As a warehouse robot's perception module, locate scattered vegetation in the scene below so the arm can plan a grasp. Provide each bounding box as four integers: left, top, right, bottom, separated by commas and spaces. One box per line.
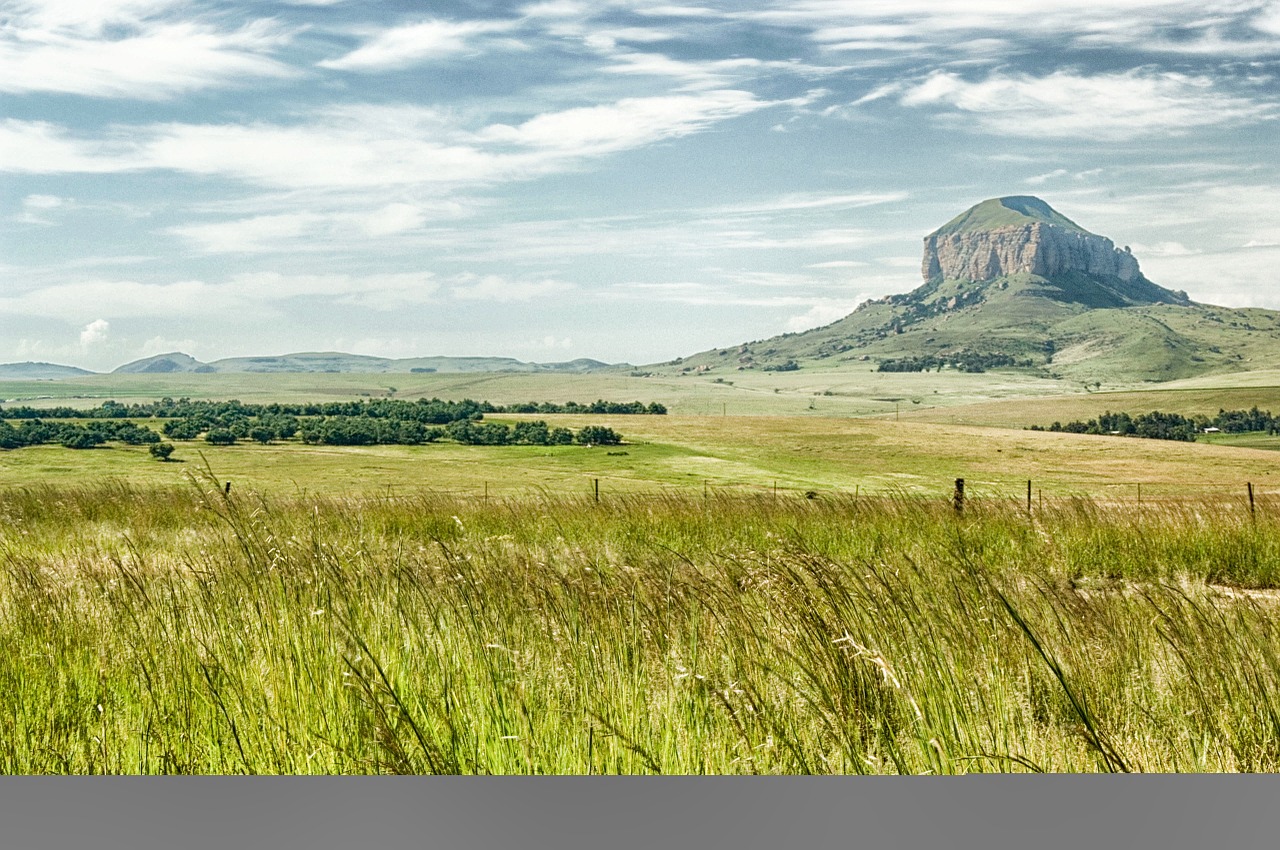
878, 352, 1024, 373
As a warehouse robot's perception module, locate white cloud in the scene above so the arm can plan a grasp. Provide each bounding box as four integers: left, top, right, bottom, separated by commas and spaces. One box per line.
23, 194, 64, 210
318, 19, 521, 71
706, 191, 908, 216
1143, 245, 1280, 307
450, 275, 575, 302
1025, 169, 1069, 185
0, 91, 775, 190
744, 1, 1280, 59
15, 193, 67, 224
0, 272, 441, 321
1129, 241, 1201, 256
893, 69, 1275, 140
140, 335, 198, 356
79, 318, 110, 346
169, 202, 462, 253
0, 4, 295, 98
169, 213, 327, 253
479, 90, 767, 156
1258, 3, 1280, 34
784, 299, 864, 332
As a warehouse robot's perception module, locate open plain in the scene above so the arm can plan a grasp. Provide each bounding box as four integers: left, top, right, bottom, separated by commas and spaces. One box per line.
6, 367, 1280, 773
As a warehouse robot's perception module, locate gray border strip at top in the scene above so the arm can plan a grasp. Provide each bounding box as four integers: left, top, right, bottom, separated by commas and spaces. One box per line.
2, 776, 1278, 850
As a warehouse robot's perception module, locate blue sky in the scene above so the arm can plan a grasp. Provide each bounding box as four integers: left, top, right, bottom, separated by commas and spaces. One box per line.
2, 0, 1278, 370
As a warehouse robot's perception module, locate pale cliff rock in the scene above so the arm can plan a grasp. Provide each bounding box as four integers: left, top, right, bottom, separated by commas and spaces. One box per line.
922, 222, 1141, 283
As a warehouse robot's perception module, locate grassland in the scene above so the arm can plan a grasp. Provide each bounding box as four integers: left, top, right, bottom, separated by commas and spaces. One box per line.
5, 480, 1280, 774
8, 369, 1280, 773
3, 413, 1280, 500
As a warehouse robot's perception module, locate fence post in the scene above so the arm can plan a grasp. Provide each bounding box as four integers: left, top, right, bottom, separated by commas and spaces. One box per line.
594, 478, 599, 502
1249, 482, 1256, 521
953, 478, 965, 514
1027, 479, 1032, 514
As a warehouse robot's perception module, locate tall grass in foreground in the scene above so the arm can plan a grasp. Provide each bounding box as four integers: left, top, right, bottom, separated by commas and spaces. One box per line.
3, 479, 1280, 773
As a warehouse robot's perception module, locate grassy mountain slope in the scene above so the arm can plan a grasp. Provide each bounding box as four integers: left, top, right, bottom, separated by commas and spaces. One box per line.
668, 277, 1280, 384
930, 195, 1091, 236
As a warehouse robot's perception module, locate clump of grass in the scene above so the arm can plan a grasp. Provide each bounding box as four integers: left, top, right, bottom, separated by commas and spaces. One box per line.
2, 476, 1280, 773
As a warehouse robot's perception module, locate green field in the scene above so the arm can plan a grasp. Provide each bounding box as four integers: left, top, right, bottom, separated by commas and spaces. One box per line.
4, 412, 1280, 500
8, 368, 1280, 773
4, 481, 1280, 773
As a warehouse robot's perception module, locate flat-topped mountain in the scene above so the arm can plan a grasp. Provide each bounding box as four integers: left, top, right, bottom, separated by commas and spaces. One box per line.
922, 196, 1167, 293
668, 196, 1280, 383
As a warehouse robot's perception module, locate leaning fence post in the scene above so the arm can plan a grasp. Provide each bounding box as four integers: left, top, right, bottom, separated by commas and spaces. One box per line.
953, 478, 965, 514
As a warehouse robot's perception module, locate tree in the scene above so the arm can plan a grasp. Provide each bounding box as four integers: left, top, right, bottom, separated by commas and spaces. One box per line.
205, 429, 236, 446
62, 430, 105, 449
249, 426, 274, 445
149, 442, 175, 461
576, 425, 622, 446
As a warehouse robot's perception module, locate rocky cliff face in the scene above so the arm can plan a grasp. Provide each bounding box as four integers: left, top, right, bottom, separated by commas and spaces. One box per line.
922, 222, 1142, 283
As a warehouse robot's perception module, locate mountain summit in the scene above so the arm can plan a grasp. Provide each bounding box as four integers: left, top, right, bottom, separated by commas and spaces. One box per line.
921, 196, 1175, 300
668, 196, 1280, 382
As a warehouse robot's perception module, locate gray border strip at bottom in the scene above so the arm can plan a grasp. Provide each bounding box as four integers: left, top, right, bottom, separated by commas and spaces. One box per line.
1, 776, 1276, 850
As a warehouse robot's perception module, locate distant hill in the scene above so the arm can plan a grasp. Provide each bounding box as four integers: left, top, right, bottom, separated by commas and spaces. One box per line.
113, 352, 213, 374
668, 196, 1280, 383
112, 351, 621, 375
0, 361, 96, 380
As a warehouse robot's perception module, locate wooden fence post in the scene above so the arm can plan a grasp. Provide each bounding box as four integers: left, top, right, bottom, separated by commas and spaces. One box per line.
1249, 482, 1256, 521
953, 478, 965, 514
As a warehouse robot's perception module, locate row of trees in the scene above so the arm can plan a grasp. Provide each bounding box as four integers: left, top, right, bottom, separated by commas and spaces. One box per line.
877, 353, 1023, 373
293, 419, 621, 447
0, 397, 665, 421
0, 415, 622, 450
0, 419, 162, 450
1030, 407, 1280, 442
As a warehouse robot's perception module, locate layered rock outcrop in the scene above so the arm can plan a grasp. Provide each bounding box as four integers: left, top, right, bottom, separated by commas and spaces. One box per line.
922, 222, 1141, 283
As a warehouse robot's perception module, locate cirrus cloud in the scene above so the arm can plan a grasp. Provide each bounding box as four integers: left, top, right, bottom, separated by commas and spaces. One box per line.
878, 68, 1275, 140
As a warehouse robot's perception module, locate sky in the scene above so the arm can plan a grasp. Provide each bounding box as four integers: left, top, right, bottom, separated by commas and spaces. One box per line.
2, 0, 1278, 371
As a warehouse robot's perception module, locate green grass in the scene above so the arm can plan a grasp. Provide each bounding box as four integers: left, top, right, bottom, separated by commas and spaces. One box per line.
5, 479, 1280, 773
931, 196, 1090, 236
5, 413, 1280, 499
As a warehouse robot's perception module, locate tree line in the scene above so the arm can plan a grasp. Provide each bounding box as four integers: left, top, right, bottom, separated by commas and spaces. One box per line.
0, 404, 625, 451
877, 353, 1024, 373
1029, 407, 1280, 442
0, 397, 665, 421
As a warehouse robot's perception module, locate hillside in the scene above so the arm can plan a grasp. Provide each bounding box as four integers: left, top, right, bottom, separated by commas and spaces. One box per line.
0, 362, 96, 380
666, 196, 1279, 383
112, 351, 620, 375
